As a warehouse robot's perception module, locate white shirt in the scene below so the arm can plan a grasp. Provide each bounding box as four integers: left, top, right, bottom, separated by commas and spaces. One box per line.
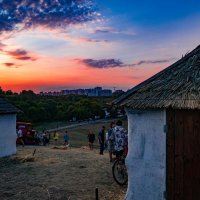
17, 129, 23, 137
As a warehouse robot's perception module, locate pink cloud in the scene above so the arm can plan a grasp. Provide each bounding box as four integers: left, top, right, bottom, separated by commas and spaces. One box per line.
5, 49, 37, 61
61, 34, 109, 44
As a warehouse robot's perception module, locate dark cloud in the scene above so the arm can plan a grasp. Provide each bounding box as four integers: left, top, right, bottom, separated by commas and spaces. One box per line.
0, 0, 99, 32
8, 49, 28, 56
4, 62, 20, 68
79, 58, 174, 69
132, 59, 172, 66
6, 49, 37, 61
95, 29, 111, 34
4, 63, 15, 67
81, 59, 124, 68
86, 38, 109, 43
94, 28, 136, 36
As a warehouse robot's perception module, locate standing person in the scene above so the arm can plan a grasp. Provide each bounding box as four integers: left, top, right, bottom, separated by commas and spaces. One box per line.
42, 131, 47, 146
107, 122, 115, 162
46, 131, 50, 145
63, 130, 69, 147
53, 131, 59, 145
34, 131, 41, 145
105, 131, 108, 150
113, 120, 125, 159
17, 128, 24, 147
87, 130, 95, 150
34, 131, 39, 145
39, 131, 43, 145
98, 126, 105, 155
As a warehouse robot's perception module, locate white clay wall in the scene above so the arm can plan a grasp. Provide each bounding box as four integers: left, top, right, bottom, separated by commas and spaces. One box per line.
0, 114, 17, 157
125, 109, 166, 200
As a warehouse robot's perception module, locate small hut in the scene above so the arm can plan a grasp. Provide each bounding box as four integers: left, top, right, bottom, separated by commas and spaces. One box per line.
114, 45, 200, 200
0, 98, 19, 157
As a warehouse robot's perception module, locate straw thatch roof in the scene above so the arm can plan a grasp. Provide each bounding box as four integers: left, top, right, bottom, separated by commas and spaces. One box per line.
0, 98, 20, 114
114, 45, 200, 110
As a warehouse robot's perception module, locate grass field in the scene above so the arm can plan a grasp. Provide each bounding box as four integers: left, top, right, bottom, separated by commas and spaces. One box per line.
0, 118, 127, 200
0, 119, 128, 200
0, 147, 127, 200
33, 121, 72, 131
47, 118, 128, 148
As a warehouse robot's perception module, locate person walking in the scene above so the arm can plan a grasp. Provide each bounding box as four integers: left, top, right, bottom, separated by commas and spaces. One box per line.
17, 128, 25, 147
63, 130, 69, 147
42, 131, 47, 146
87, 130, 95, 150
53, 131, 59, 145
46, 131, 51, 145
98, 126, 105, 155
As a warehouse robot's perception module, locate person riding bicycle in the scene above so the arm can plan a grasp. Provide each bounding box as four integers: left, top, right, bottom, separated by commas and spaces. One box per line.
113, 120, 126, 159
112, 120, 128, 185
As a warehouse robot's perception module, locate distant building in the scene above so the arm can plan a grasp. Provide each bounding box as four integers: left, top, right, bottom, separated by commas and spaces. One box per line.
87, 88, 97, 96
99, 89, 112, 97
87, 87, 102, 96
61, 90, 69, 95
0, 98, 19, 157
42, 87, 112, 97
76, 89, 85, 95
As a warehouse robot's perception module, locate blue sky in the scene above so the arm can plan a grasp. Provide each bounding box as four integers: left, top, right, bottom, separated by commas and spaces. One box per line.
0, 0, 200, 92
98, 0, 200, 24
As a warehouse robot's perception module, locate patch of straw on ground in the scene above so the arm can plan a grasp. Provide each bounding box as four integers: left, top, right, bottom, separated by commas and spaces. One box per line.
0, 146, 126, 200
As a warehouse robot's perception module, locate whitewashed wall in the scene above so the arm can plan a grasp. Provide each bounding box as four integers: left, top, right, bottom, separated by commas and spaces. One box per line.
0, 114, 17, 157
125, 109, 166, 200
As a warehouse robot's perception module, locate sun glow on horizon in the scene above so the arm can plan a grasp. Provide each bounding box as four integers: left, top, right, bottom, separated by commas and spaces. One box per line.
0, 0, 200, 93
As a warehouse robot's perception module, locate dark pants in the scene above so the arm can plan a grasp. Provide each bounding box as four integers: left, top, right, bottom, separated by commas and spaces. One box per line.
100, 142, 104, 154
116, 150, 124, 159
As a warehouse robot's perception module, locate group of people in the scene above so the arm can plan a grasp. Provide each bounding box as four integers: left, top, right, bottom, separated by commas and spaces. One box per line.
34, 130, 50, 146
98, 120, 128, 162
87, 120, 127, 162
16, 128, 70, 147
52, 130, 70, 147
17, 121, 127, 159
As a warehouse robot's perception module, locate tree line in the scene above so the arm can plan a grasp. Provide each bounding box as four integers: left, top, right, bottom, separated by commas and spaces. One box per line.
0, 87, 122, 123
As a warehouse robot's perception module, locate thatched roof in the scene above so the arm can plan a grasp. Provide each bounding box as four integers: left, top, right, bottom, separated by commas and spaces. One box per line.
0, 98, 20, 114
114, 45, 200, 110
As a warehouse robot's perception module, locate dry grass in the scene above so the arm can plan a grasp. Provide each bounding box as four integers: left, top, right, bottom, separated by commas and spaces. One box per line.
0, 119, 128, 200
0, 146, 127, 200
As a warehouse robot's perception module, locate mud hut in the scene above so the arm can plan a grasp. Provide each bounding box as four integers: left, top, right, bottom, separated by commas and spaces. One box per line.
0, 98, 19, 157
114, 45, 200, 200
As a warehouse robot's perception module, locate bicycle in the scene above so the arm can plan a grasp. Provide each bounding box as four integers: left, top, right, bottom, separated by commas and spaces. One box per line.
112, 148, 128, 185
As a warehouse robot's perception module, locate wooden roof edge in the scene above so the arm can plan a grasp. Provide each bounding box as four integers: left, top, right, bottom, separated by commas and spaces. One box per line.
0, 98, 21, 114
113, 44, 200, 105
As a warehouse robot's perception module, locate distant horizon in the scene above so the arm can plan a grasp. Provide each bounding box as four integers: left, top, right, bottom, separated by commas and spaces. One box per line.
1, 1, 200, 93
1, 85, 128, 94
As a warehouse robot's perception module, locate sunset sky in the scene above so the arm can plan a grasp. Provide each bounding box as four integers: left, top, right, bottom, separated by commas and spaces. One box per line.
0, 0, 200, 93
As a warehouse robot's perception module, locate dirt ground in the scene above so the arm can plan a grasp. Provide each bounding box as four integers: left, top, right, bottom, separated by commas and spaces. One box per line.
0, 146, 127, 200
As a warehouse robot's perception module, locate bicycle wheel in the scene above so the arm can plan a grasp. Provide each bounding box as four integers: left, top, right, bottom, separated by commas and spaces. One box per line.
112, 159, 128, 185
